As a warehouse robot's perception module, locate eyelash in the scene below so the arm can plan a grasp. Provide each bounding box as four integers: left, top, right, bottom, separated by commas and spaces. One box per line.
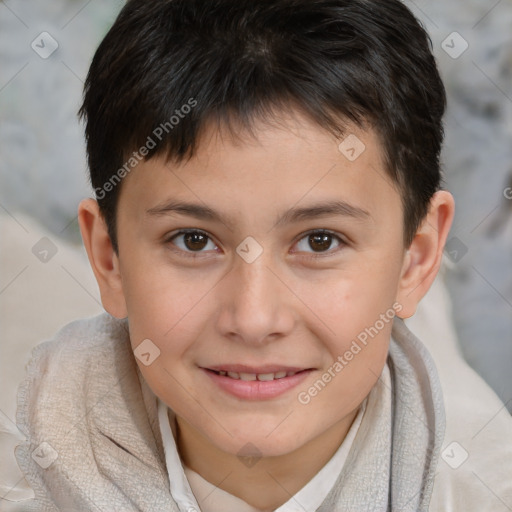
164, 228, 346, 260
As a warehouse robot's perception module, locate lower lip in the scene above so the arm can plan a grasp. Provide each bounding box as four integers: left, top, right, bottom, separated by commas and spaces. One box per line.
201, 368, 313, 400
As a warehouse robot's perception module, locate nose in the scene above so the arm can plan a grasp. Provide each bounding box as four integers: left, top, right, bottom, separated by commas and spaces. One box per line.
215, 249, 296, 346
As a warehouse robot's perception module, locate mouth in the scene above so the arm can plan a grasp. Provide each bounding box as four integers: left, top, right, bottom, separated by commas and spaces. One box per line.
205, 368, 308, 381
200, 365, 314, 400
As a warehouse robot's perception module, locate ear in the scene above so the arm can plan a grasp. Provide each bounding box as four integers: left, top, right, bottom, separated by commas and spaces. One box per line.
396, 190, 455, 318
78, 198, 128, 319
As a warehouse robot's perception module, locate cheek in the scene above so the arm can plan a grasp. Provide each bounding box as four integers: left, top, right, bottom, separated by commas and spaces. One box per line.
290, 259, 399, 390
120, 251, 208, 341
121, 263, 223, 400
124, 276, 206, 409
295, 263, 401, 342
300, 321, 392, 418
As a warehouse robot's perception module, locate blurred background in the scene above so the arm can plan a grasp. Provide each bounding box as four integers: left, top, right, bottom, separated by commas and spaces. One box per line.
0, 0, 511, 507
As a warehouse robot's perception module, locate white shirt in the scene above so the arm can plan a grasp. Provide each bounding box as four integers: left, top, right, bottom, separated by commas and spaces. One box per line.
157, 397, 366, 512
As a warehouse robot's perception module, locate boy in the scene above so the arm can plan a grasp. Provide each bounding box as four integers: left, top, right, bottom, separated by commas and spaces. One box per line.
14, 0, 512, 510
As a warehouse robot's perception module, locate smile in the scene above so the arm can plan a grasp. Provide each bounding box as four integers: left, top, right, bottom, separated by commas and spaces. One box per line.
201, 366, 314, 400
210, 369, 301, 381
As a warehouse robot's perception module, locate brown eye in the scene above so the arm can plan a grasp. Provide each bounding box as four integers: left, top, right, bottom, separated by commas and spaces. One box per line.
183, 231, 209, 251
294, 230, 344, 255
308, 232, 333, 252
168, 230, 217, 253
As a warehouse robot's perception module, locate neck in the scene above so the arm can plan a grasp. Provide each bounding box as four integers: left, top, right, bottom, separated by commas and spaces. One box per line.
175, 409, 359, 511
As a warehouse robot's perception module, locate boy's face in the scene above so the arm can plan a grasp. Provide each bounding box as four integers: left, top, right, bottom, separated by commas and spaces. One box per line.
106, 113, 410, 457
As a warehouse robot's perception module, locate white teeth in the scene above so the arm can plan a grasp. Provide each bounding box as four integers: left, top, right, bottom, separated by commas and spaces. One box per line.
239, 372, 257, 381
257, 373, 275, 381
216, 370, 300, 380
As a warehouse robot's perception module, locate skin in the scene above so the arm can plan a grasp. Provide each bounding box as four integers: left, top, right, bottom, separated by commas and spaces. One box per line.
79, 110, 454, 511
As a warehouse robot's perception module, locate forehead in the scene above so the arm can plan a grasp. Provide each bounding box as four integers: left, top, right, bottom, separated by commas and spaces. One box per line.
118, 110, 400, 227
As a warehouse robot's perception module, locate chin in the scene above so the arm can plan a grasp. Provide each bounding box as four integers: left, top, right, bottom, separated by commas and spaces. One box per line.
215, 426, 310, 459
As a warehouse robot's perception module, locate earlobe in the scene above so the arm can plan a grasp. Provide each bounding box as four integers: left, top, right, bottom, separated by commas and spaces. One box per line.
78, 198, 128, 319
396, 191, 455, 318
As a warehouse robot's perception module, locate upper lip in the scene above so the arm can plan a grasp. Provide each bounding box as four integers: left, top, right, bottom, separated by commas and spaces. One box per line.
202, 364, 312, 374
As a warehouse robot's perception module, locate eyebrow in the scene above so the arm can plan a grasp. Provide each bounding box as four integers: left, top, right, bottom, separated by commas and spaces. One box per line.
146, 199, 371, 230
